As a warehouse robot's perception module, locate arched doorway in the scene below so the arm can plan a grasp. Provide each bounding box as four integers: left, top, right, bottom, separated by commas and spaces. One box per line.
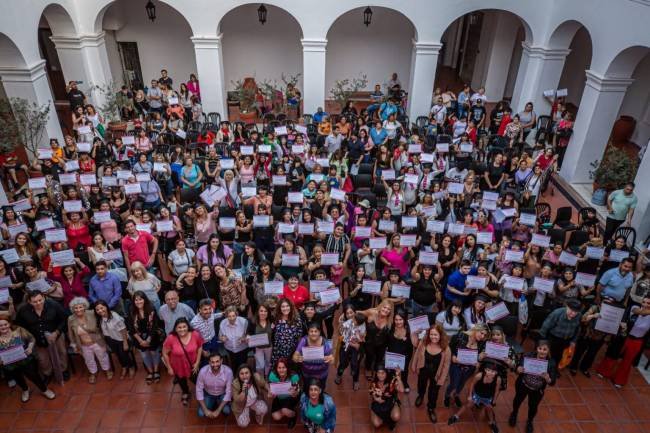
438, 9, 532, 104
551, 21, 593, 117
97, 0, 196, 90
325, 6, 416, 114
219, 3, 303, 120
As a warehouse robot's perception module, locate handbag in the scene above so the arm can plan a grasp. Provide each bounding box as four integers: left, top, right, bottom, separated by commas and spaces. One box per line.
177, 335, 198, 383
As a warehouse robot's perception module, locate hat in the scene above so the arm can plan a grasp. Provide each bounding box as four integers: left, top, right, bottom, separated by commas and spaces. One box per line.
358, 199, 371, 209
566, 298, 582, 312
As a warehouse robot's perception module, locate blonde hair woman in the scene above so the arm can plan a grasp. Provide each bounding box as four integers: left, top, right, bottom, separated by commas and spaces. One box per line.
359, 299, 396, 379
126, 261, 161, 311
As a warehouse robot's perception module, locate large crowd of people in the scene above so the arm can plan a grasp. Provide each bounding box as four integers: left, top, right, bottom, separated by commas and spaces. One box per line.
0, 68, 649, 433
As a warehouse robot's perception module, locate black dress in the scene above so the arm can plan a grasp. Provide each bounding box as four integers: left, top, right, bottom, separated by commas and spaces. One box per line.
386, 331, 413, 387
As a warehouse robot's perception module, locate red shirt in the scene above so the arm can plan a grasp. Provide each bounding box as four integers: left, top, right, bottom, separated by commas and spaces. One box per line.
281, 285, 310, 309
121, 231, 154, 265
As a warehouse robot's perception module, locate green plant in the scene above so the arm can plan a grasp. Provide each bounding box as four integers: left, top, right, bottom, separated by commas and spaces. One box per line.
92, 81, 122, 123
589, 147, 639, 191
260, 73, 302, 113
0, 97, 50, 158
231, 79, 257, 114
329, 74, 368, 108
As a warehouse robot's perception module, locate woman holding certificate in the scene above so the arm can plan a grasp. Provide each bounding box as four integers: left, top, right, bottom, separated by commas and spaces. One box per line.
444, 323, 488, 408
293, 323, 334, 389
269, 358, 301, 427
411, 324, 451, 423
0, 318, 56, 402
447, 361, 501, 433
271, 299, 303, 367
509, 340, 556, 433
368, 365, 405, 430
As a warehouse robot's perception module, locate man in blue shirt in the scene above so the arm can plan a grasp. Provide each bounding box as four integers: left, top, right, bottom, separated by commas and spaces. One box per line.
89, 260, 123, 313
445, 260, 473, 303
379, 98, 398, 122
313, 107, 328, 124
597, 257, 635, 304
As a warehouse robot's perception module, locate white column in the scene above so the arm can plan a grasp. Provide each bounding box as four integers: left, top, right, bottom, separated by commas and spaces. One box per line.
559, 70, 633, 183
407, 41, 442, 121
50, 32, 113, 106
632, 150, 650, 245
0, 60, 64, 152
301, 38, 327, 115
191, 36, 227, 119
510, 43, 570, 113
481, 13, 519, 102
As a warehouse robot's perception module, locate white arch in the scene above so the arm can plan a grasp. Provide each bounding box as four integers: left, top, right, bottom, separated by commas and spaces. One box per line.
325, 5, 418, 41
92, 0, 197, 35
604, 45, 650, 78
0, 32, 28, 68
40, 2, 78, 36
547, 20, 590, 50
217, 2, 304, 38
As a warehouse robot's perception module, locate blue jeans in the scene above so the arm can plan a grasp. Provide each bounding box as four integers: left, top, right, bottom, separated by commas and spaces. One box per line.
197, 392, 231, 417
411, 300, 435, 317
445, 363, 476, 398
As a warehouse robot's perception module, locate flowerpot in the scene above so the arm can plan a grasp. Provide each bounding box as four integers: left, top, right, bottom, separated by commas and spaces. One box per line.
108, 121, 128, 133
591, 187, 608, 206
239, 111, 257, 123
611, 115, 636, 144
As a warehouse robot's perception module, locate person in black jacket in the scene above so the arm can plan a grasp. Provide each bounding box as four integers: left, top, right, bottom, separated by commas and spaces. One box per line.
509, 340, 557, 433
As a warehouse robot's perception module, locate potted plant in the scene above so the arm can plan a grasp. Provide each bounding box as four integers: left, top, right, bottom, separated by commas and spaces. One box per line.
93, 81, 127, 135
329, 74, 368, 113
231, 79, 258, 122
0, 97, 50, 163
588, 147, 638, 205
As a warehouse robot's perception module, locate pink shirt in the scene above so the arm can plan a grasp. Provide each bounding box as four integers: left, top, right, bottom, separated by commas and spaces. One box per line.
195, 212, 217, 243
381, 247, 410, 276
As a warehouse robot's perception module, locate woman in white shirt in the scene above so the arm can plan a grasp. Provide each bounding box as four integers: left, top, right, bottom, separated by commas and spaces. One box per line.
435, 300, 466, 337
219, 306, 249, 372
167, 238, 196, 277
382, 114, 402, 140
126, 261, 162, 311
382, 177, 405, 216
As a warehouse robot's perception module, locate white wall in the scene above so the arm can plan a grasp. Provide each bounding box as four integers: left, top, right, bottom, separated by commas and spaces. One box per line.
325, 8, 414, 94
220, 4, 303, 91
618, 53, 650, 146
557, 27, 591, 106
103, 0, 196, 89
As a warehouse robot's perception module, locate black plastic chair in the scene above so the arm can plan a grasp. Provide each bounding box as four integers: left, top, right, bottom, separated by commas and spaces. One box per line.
353, 174, 373, 190
553, 206, 577, 231
415, 116, 429, 130
276, 113, 287, 122
303, 114, 313, 125
548, 228, 566, 246
566, 229, 590, 252
207, 112, 221, 125
358, 163, 374, 175
614, 226, 637, 249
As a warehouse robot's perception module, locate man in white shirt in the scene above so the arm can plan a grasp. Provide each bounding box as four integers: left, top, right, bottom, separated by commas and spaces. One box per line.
430, 97, 447, 127
325, 125, 343, 154
470, 87, 487, 106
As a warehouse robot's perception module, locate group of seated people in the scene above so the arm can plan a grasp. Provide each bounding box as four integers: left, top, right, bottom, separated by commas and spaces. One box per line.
0, 78, 648, 433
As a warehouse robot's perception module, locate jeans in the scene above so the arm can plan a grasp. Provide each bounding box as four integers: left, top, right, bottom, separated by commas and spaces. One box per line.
198, 392, 232, 417
411, 300, 435, 317
569, 337, 604, 372
445, 363, 475, 398
417, 368, 440, 410
139, 349, 161, 371
337, 345, 361, 382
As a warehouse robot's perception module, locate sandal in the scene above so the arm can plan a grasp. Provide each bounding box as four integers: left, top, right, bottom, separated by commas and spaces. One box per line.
181, 394, 190, 406
106, 370, 114, 380
153, 372, 161, 383
145, 374, 153, 385
120, 368, 128, 380
353, 382, 360, 391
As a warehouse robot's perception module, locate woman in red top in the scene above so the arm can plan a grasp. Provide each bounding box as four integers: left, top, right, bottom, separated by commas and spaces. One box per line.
48, 258, 90, 309
162, 318, 204, 406
534, 148, 557, 172
466, 120, 478, 144
78, 152, 96, 174
64, 211, 91, 250
282, 275, 310, 309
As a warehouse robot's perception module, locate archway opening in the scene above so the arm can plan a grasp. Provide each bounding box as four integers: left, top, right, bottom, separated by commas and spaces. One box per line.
99, 0, 196, 90
219, 4, 303, 121
325, 6, 415, 114
438, 9, 531, 104
553, 23, 593, 117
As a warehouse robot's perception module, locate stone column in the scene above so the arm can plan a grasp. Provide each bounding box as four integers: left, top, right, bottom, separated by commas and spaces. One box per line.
407, 41, 442, 121
191, 35, 227, 118
301, 38, 327, 115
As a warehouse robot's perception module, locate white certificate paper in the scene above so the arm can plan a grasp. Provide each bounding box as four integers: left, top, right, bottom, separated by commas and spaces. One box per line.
533, 277, 555, 294
298, 224, 314, 235
362, 279, 382, 294
531, 234, 551, 248
447, 223, 465, 235
419, 251, 439, 265
466, 275, 487, 289
93, 211, 112, 224
427, 220, 446, 233
391, 284, 411, 298
447, 182, 464, 195
504, 250, 524, 263
63, 200, 82, 212
355, 226, 372, 238
477, 231, 493, 244
45, 229, 67, 243
309, 280, 332, 294
124, 183, 142, 195
219, 217, 236, 229
559, 251, 578, 266
253, 215, 270, 228
51, 249, 75, 266
400, 235, 417, 247
385, 352, 406, 370
485, 302, 510, 321
369, 237, 386, 249
503, 276, 525, 291
408, 315, 430, 333
378, 220, 395, 232
319, 289, 341, 305
401, 216, 418, 228
26, 278, 51, 292
575, 272, 597, 287
457, 348, 478, 365
595, 303, 626, 334
281, 254, 300, 267
317, 221, 334, 234
302, 346, 325, 361
288, 192, 304, 203
28, 177, 47, 190
586, 246, 604, 260
485, 342, 510, 360
247, 333, 269, 347
320, 253, 339, 266
519, 213, 537, 226
0, 345, 27, 365
156, 220, 174, 232
523, 357, 548, 376
270, 381, 292, 396
264, 280, 284, 295
79, 174, 97, 185
278, 223, 295, 234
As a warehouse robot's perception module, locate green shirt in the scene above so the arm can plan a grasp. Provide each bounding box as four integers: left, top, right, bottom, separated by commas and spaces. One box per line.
305, 402, 325, 425
268, 372, 300, 399
609, 189, 637, 221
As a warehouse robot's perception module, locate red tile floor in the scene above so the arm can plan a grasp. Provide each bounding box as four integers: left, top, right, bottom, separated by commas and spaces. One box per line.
2, 185, 649, 433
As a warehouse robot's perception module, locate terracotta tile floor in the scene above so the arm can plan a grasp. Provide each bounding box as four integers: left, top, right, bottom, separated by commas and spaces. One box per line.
2, 187, 649, 433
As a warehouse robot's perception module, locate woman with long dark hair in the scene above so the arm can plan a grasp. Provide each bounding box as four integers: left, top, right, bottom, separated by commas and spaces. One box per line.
271, 298, 303, 367
231, 364, 269, 427
299, 379, 337, 433
269, 358, 301, 427
435, 299, 467, 337
127, 290, 164, 384
386, 309, 414, 392
196, 234, 233, 268
369, 364, 405, 430
162, 317, 203, 406
94, 299, 135, 379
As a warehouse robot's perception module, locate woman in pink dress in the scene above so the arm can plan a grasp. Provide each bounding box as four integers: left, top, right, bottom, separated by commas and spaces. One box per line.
187, 74, 201, 100
379, 233, 414, 278
162, 317, 204, 406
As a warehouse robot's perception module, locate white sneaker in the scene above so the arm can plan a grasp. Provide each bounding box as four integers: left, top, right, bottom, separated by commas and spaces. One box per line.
21, 389, 30, 402
8, 379, 16, 388
42, 389, 56, 400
